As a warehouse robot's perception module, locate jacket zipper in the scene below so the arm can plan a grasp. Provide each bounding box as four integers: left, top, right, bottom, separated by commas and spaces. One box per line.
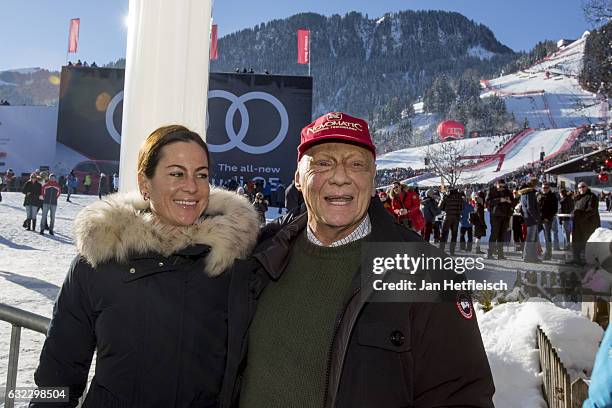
322, 286, 361, 408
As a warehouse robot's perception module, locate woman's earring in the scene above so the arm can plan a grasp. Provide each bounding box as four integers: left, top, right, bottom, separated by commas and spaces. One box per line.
142, 192, 150, 201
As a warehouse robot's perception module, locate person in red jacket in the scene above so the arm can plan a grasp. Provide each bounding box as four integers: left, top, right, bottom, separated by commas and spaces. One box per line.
389, 181, 425, 233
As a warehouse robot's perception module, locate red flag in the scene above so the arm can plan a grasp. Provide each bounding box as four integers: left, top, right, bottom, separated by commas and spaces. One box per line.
68, 18, 80, 53
210, 24, 219, 60
297, 28, 310, 64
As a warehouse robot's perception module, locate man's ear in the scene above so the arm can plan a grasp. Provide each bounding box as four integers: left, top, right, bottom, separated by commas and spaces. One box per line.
294, 169, 302, 191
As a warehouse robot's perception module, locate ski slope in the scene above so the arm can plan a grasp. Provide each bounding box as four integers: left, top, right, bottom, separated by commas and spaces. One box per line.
417, 128, 579, 186
481, 35, 601, 129
376, 135, 506, 170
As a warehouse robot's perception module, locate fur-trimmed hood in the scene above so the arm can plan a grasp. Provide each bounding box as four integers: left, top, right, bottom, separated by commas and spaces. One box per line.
75, 187, 261, 276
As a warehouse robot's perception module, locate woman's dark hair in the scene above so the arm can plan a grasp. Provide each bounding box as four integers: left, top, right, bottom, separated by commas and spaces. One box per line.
137, 125, 210, 178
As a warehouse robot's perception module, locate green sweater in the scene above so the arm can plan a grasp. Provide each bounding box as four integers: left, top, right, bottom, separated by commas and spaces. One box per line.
239, 232, 363, 407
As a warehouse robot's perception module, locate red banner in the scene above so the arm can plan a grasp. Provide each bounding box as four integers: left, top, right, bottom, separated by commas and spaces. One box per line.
68, 18, 80, 53
210, 24, 218, 60
297, 29, 310, 64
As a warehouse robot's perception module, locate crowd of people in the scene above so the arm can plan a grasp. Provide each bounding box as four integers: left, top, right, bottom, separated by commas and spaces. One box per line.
376, 177, 602, 265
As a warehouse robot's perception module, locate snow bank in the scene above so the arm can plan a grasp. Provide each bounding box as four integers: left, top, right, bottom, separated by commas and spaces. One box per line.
477, 299, 603, 408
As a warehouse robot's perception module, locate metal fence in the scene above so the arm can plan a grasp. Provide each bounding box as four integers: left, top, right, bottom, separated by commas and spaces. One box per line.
536, 325, 589, 408
0, 303, 50, 408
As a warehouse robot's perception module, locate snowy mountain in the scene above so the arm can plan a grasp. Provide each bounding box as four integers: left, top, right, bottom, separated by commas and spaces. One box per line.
212, 10, 517, 118
0, 67, 60, 106
377, 34, 606, 185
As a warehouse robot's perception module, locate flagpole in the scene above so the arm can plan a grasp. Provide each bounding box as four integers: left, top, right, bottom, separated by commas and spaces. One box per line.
308, 32, 311, 77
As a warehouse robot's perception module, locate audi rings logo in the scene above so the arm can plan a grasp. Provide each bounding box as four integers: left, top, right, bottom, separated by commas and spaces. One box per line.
207, 90, 289, 155
105, 91, 123, 144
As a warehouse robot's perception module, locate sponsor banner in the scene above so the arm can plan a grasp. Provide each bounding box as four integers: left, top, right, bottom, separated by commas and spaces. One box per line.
56, 67, 313, 190
297, 29, 310, 64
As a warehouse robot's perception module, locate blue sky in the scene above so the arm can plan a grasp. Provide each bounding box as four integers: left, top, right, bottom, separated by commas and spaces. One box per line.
0, 0, 592, 71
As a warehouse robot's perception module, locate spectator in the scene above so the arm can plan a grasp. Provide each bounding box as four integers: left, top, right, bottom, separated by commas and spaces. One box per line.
40, 174, 61, 235
421, 189, 441, 243
83, 173, 92, 194
285, 180, 304, 216
459, 196, 474, 252
485, 179, 513, 260
537, 182, 558, 260
511, 189, 525, 252
112, 173, 119, 192
275, 181, 286, 214
98, 173, 109, 199
66, 170, 78, 202
0, 173, 3, 202
569, 182, 600, 265
378, 190, 394, 217
471, 192, 487, 254
5, 168, 15, 191
22, 173, 42, 231
559, 188, 574, 250
519, 178, 541, 263
606, 192, 612, 212
252, 192, 268, 225
389, 181, 424, 233
438, 188, 464, 255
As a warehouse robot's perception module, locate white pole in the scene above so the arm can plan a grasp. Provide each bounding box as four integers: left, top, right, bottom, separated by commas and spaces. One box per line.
119, 0, 212, 193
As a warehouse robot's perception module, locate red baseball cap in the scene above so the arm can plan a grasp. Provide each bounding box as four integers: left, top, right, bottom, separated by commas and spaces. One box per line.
297, 112, 376, 160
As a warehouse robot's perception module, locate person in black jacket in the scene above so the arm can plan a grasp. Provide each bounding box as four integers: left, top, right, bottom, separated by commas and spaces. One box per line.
485, 179, 513, 260
569, 182, 600, 265
224, 112, 495, 408
438, 188, 464, 255
31, 125, 260, 407
22, 172, 42, 231
284, 180, 304, 216
537, 182, 558, 260
421, 189, 441, 243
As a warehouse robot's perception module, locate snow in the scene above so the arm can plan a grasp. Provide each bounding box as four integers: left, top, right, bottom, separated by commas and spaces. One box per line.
417, 128, 578, 186
1, 68, 41, 75
477, 300, 603, 408
0, 79, 17, 87
467, 45, 496, 60
377, 135, 505, 170
1, 191, 606, 408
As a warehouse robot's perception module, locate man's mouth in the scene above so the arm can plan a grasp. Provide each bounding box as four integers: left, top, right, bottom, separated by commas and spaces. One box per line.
324, 195, 353, 206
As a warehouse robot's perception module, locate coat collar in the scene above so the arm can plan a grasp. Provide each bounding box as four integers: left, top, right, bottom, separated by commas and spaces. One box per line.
74, 187, 261, 276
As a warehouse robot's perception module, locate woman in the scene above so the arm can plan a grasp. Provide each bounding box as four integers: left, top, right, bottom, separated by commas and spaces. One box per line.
32, 125, 260, 407
470, 191, 487, 254
22, 172, 42, 231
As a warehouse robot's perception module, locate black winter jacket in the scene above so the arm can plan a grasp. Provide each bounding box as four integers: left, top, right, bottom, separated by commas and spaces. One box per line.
537, 190, 558, 221
219, 198, 495, 408
486, 186, 513, 218
421, 196, 441, 222
439, 191, 464, 218
573, 189, 600, 243
23, 180, 42, 207
31, 189, 260, 408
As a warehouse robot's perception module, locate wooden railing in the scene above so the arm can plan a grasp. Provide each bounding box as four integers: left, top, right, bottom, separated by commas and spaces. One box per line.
536, 325, 589, 408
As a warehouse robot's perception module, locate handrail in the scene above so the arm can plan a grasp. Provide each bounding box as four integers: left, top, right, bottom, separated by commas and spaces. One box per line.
0, 303, 50, 408
0, 303, 50, 334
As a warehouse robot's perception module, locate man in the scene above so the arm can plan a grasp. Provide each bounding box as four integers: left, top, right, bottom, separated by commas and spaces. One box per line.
223, 112, 495, 408
569, 182, 600, 265
485, 179, 513, 259
559, 188, 574, 250
537, 182, 558, 260
284, 179, 304, 215
421, 188, 441, 242
39, 173, 61, 235
519, 178, 541, 263
438, 188, 464, 255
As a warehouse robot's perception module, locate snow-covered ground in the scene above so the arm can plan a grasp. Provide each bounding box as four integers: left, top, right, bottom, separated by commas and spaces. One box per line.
0, 191, 606, 407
